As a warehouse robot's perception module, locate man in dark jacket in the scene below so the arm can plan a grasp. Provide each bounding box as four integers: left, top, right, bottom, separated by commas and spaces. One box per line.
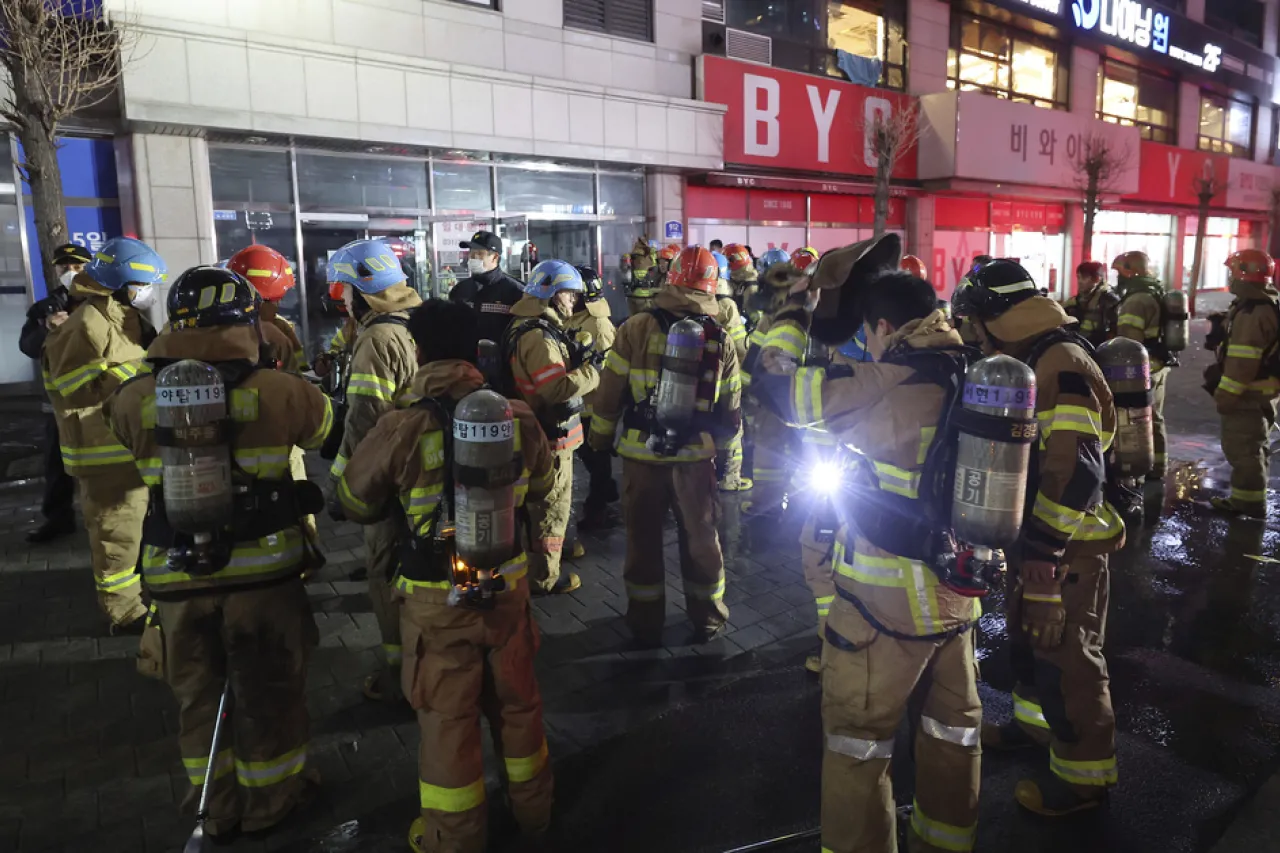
19, 243, 93, 542
448, 230, 525, 344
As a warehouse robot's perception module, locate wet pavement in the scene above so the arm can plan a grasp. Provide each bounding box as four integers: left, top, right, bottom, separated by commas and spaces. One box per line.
5, 328, 1280, 852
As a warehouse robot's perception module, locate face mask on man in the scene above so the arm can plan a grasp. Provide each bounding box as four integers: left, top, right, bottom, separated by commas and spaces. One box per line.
58, 269, 77, 289
128, 283, 156, 311
467, 258, 487, 276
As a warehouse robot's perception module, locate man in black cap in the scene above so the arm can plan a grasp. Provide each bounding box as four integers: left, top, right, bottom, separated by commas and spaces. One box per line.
448, 230, 525, 345
19, 243, 93, 542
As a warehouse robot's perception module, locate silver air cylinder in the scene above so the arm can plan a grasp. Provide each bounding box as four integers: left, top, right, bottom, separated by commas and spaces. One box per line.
155, 359, 234, 535
1096, 337, 1154, 477
453, 389, 517, 570
649, 317, 705, 454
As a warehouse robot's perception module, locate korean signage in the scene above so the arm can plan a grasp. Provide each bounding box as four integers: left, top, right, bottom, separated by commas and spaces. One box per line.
1123, 140, 1280, 212
919, 92, 1140, 194
698, 55, 918, 180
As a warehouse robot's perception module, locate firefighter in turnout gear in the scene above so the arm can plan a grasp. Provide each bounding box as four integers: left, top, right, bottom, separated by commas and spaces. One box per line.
625, 237, 660, 316
715, 254, 752, 493
1064, 261, 1120, 348
506, 260, 601, 594
565, 265, 620, 530
336, 300, 555, 853
1113, 251, 1171, 478
328, 239, 424, 702
750, 237, 985, 853
956, 259, 1125, 817
105, 266, 333, 839
42, 237, 163, 631
1208, 250, 1280, 518
589, 246, 740, 644
725, 243, 759, 312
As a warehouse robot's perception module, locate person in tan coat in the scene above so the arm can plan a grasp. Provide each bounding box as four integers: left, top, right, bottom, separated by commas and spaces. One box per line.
338, 300, 554, 853
589, 246, 740, 644
956, 259, 1125, 817
42, 237, 163, 631
1113, 250, 1171, 478
1063, 260, 1120, 347
326, 239, 424, 702
1209, 250, 1280, 518
753, 239, 983, 853
715, 274, 751, 492
504, 260, 600, 595
107, 266, 332, 838
564, 265, 619, 531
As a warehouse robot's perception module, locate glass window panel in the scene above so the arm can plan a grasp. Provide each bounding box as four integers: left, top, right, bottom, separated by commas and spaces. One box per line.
1011, 41, 1055, 102
598, 173, 644, 216
213, 214, 302, 326
210, 148, 293, 205
496, 167, 594, 214
979, 23, 1008, 59
827, 4, 883, 59
1228, 100, 1253, 149
1200, 98, 1227, 141
432, 161, 493, 212
961, 18, 981, 51
296, 154, 427, 210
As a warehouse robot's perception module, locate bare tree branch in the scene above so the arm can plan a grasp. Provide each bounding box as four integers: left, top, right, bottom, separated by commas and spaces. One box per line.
1187, 169, 1227, 317
859, 102, 922, 238
1071, 131, 1134, 262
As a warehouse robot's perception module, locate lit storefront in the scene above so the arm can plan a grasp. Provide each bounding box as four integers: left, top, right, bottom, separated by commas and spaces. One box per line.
933, 197, 1068, 297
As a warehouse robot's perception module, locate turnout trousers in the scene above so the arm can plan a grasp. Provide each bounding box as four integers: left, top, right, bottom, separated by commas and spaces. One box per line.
1008, 554, 1118, 793
1151, 367, 1169, 477
620, 458, 730, 640
366, 517, 404, 691
1220, 397, 1278, 513
821, 603, 981, 853
78, 472, 148, 627
529, 448, 574, 592
401, 583, 553, 853
157, 579, 318, 836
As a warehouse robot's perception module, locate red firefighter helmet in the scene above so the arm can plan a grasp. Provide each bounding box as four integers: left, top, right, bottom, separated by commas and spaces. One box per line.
1076, 260, 1107, 280
227, 245, 294, 302
900, 254, 927, 279
669, 246, 719, 294
791, 246, 819, 271
658, 244, 682, 261
1226, 249, 1275, 284
724, 243, 753, 272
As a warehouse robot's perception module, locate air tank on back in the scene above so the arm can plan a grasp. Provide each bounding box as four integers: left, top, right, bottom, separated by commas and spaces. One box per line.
1096, 337, 1154, 478
648, 317, 705, 456
952, 354, 1038, 549
1163, 289, 1189, 353
452, 388, 517, 570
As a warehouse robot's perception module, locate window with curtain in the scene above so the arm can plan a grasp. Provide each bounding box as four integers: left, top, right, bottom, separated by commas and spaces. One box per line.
947, 14, 1067, 110
1198, 91, 1255, 158
1096, 58, 1178, 144
564, 0, 652, 42
824, 0, 907, 91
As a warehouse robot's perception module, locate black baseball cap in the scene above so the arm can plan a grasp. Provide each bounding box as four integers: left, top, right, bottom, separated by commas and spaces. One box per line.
53, 243, 92, 265
460, 231, 502, 253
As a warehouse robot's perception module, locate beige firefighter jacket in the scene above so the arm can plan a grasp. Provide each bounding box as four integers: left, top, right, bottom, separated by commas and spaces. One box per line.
1214, 280, 1280, 408
1063, 284, 1120, 346
508, 294, 599, 451
716, 296, 749, 364
564, 299, 616, 418
42, 274, 150, 481
590, 285, 742, 464
337, 360, 553, 600
259, 303, 306, 372
1116, 280, 1167, 370
330, 283, 423, 480
105, 324, 334, 595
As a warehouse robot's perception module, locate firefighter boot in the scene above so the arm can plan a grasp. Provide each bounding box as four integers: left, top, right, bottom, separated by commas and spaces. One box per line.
1015, 773, 1107, 817
981, 721, 1041, 751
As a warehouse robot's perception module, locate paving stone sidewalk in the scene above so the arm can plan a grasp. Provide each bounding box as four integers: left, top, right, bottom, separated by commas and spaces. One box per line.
0, 455, 820, 853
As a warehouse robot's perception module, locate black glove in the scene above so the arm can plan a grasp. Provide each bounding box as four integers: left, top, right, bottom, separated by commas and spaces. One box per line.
1205, 313, 1228, 352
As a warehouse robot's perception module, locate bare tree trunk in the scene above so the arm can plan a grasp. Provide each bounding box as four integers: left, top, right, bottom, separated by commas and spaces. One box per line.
873, 153, 891, 238
15, 126, 68, 291
1081, 172, 1099, 262
1189, 198, 1211, 319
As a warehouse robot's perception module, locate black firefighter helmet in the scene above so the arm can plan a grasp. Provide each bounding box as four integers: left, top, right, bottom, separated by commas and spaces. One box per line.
575, 265, 604, 301
168, 266, 261, 331
951, 259, 1038, 322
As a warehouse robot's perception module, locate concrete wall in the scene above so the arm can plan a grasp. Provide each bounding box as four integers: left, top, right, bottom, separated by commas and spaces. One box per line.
907, 0, 949, 96
105, 0, 722, 170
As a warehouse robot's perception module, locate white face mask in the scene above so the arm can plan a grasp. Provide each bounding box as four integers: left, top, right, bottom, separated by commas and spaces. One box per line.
58, 270, 76, 289
467, 258, 487, 276
342, 284, 355, 315
128, 284, 156, 311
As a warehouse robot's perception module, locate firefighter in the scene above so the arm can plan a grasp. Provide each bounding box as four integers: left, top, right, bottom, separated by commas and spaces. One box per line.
790, 246, 819, 273
625, 237, 660, 316
105, 266, 332, 838
714, 255, 751, 493
589, 246, 740, 644
1113, 250, 1172, 478
506, 260, 601, 594
751, 248, 984, 853
227, 245, 306, 372
21, 242, 93, 543
900, 254, 927, 281
1064, 260, 1120, 347
42, 237, 163, 632
1208, 250, 1280, 518
328, 239, 424, 702
956, 260, 1125, 816
725, 243, 758, 312
336, 299, 554, 853
565, 265, 620, 530
448, 230, 524, 345
657, 244, 681, 283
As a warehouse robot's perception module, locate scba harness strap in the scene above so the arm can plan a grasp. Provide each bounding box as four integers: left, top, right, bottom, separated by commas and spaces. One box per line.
500, 317, 585, 438
622, 308, 727, 441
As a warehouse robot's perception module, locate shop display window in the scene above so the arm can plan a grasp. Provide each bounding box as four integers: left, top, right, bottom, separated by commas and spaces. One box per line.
947, 14, 1068, 110
1198, 91, 1255, 159
432, 160, 493, 212
296, 153, 428, 210
497, 167, 594, 215
1097, 58, 1178, 145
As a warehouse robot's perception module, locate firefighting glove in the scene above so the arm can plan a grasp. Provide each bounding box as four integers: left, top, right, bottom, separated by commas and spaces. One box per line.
1021, 595, 1066, 650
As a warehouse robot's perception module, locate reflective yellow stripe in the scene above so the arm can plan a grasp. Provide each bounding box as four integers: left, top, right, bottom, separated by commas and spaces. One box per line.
503, 740, 549, 783
235, 745, 307, 788
348, 372, 397, 401
419, 777, 486, 813
815, 594, 834, 617
106, 361, 148, 382
1050, 746, 1117, 786
1228, 344, 1264, 359
1031, 493, 1085, 536
626, 580, 665, 602
306, 398, 334, 449
1231, 486, 1266, 503
917, 426, 937, 465
910, 798, 976, 852
616, 428, 716, 462
1038, 404, 1103, 440
382, 643, 403, 664
794, 367, 824, 425
62, 443, 135, 470
627, 368, 659, 401
339, 475, 371, 516
683, 575, 726, 601
54, 359, 107, 394
1073, 502, 1124, 541
330, 453, 349, 478
1117, 313, 1145, 329
1217, 376, 1247, 395
1023, 591, 1063, 604
136, 456, 162, 486
96, 568, 140, 593
141, 531, 304, 588
872, 461, 920, 498
234, 445, 291, 477
763, 324, 805, 358
183, 749, 234, 785
604, 349, 629, 376
1013, 692, 1049, 729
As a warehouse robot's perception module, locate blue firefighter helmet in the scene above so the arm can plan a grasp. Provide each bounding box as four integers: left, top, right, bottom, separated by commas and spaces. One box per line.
525, 260, 584, 299
711, 251, 729, 281
85, 237, 167, 291
327, 239, 405, 294
759, 248, 790, 268
838, 327, 873, 363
